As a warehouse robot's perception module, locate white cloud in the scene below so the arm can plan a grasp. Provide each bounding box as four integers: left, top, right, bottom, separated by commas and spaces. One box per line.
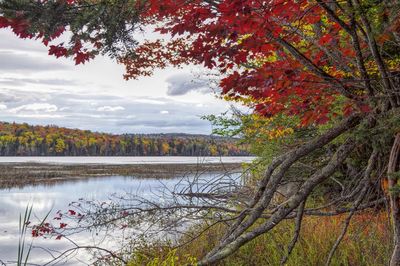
59, 107, 71, 111
0, 51, 69, 72
0, 29, 243, 134
97, 106, 125, 112
89, 114, 103, 118
13, 114, 64, 118
133, 99, 166, 105
9, 103, 58, 113
0, 87, 241, 134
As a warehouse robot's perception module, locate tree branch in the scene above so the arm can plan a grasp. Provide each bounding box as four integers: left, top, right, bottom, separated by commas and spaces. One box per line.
199, 138, 358, 265
325, 148, 378, 265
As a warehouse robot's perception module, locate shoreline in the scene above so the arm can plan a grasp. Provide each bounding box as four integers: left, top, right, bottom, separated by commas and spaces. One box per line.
0, 156, 255, 165
0, 162, 244, 188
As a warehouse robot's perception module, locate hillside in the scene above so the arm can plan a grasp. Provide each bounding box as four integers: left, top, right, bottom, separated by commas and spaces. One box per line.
0, 122, 250, 156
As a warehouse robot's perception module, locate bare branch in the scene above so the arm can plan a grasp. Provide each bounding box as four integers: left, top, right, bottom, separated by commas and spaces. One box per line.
199, 138, 358, 265
280, 199, 306, 265
325, 149, 378, 265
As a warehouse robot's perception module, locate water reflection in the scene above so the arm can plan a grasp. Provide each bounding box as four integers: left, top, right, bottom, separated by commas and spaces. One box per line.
0, 172, 240, 265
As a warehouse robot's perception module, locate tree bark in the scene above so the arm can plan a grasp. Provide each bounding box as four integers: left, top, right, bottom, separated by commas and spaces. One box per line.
389, 133, 400, 266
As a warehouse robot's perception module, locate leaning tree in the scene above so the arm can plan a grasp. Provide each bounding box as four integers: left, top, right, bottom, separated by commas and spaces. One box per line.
1, 0, 400, 264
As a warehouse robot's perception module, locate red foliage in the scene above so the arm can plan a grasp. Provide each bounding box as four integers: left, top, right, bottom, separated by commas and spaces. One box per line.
0, 0, 98, 65
31, 223, 54, 238
48, 45, 68, 58
1, 0, 374, 125
121, 0, 368, 125
68, 210, 77, 216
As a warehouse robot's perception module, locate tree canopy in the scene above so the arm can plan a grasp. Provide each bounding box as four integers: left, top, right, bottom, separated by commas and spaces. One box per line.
1, 0, 400, 123
0, 121, 249, 156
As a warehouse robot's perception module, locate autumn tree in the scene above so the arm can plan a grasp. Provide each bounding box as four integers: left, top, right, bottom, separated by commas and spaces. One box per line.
1, 0, 400, 264
0, 121, 245, 156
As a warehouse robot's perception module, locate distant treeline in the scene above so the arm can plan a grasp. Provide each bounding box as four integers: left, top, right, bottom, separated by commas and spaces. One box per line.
0, 122, 250, 156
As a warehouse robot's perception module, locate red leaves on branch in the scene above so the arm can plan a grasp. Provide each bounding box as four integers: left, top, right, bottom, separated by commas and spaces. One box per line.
144, 0, 367, 126
74, 52, 93, 65
0, 16, 32, 38
31, 223, 54, 238
0, 0, 96, 65
0, 17, 9, 28
31, 222, 64, 240
49, 45, 68, 58
31, 229, 39, 237
48, 40, 94, 64
119, 39, 190, 79
129, 0, 362, 125
2, 0, 371, 125
68, 209, 76, 216
50, 26, 66, 40
318, 34, 334, 45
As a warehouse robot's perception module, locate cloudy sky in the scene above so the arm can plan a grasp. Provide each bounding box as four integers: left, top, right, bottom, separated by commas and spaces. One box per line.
0, 29, 236, 134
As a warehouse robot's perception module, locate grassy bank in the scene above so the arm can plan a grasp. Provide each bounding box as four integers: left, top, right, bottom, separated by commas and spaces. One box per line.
0, 162, 242, 188
128, 211, 391, 266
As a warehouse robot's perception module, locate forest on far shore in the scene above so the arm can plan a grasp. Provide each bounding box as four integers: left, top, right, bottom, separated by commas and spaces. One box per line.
0, 122, 250, 156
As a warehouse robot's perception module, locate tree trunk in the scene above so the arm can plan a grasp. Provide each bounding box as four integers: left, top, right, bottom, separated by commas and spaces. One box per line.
389, 133, 400, 266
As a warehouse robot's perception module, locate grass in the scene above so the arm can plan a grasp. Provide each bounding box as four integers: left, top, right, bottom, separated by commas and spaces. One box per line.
18, 205, 33, 266
128, 211, 392, 266
0, 162, 242, 188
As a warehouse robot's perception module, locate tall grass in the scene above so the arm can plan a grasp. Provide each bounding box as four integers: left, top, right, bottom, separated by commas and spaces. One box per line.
128, 211, 392, 266
17, 205, 33, 266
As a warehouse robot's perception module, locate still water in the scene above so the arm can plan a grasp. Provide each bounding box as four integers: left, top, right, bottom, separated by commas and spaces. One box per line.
0, 168, 243, 265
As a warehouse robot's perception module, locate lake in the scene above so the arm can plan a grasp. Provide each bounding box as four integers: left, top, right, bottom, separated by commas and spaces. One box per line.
0, 157, 250, 265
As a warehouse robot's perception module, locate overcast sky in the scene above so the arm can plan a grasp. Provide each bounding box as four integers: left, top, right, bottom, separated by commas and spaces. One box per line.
0, 29, 235, 134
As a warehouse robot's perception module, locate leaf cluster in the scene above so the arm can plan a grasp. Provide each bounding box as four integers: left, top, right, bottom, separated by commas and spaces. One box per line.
0, 0, 143, 60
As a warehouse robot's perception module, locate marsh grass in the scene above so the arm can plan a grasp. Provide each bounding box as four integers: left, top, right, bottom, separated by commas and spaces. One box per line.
17, 205, 33, 266
128, 211, 391, 266
0, 163, 242, 188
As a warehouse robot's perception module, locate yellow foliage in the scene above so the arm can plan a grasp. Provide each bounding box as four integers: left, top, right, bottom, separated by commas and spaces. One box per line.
223, 95, 271, 105
161, 142, 170, 154
241, 113, 294, 142
236, 33, 252, 45
266, 127, 295, 140
365, 57, 400, 76
55, 138, 66, 153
